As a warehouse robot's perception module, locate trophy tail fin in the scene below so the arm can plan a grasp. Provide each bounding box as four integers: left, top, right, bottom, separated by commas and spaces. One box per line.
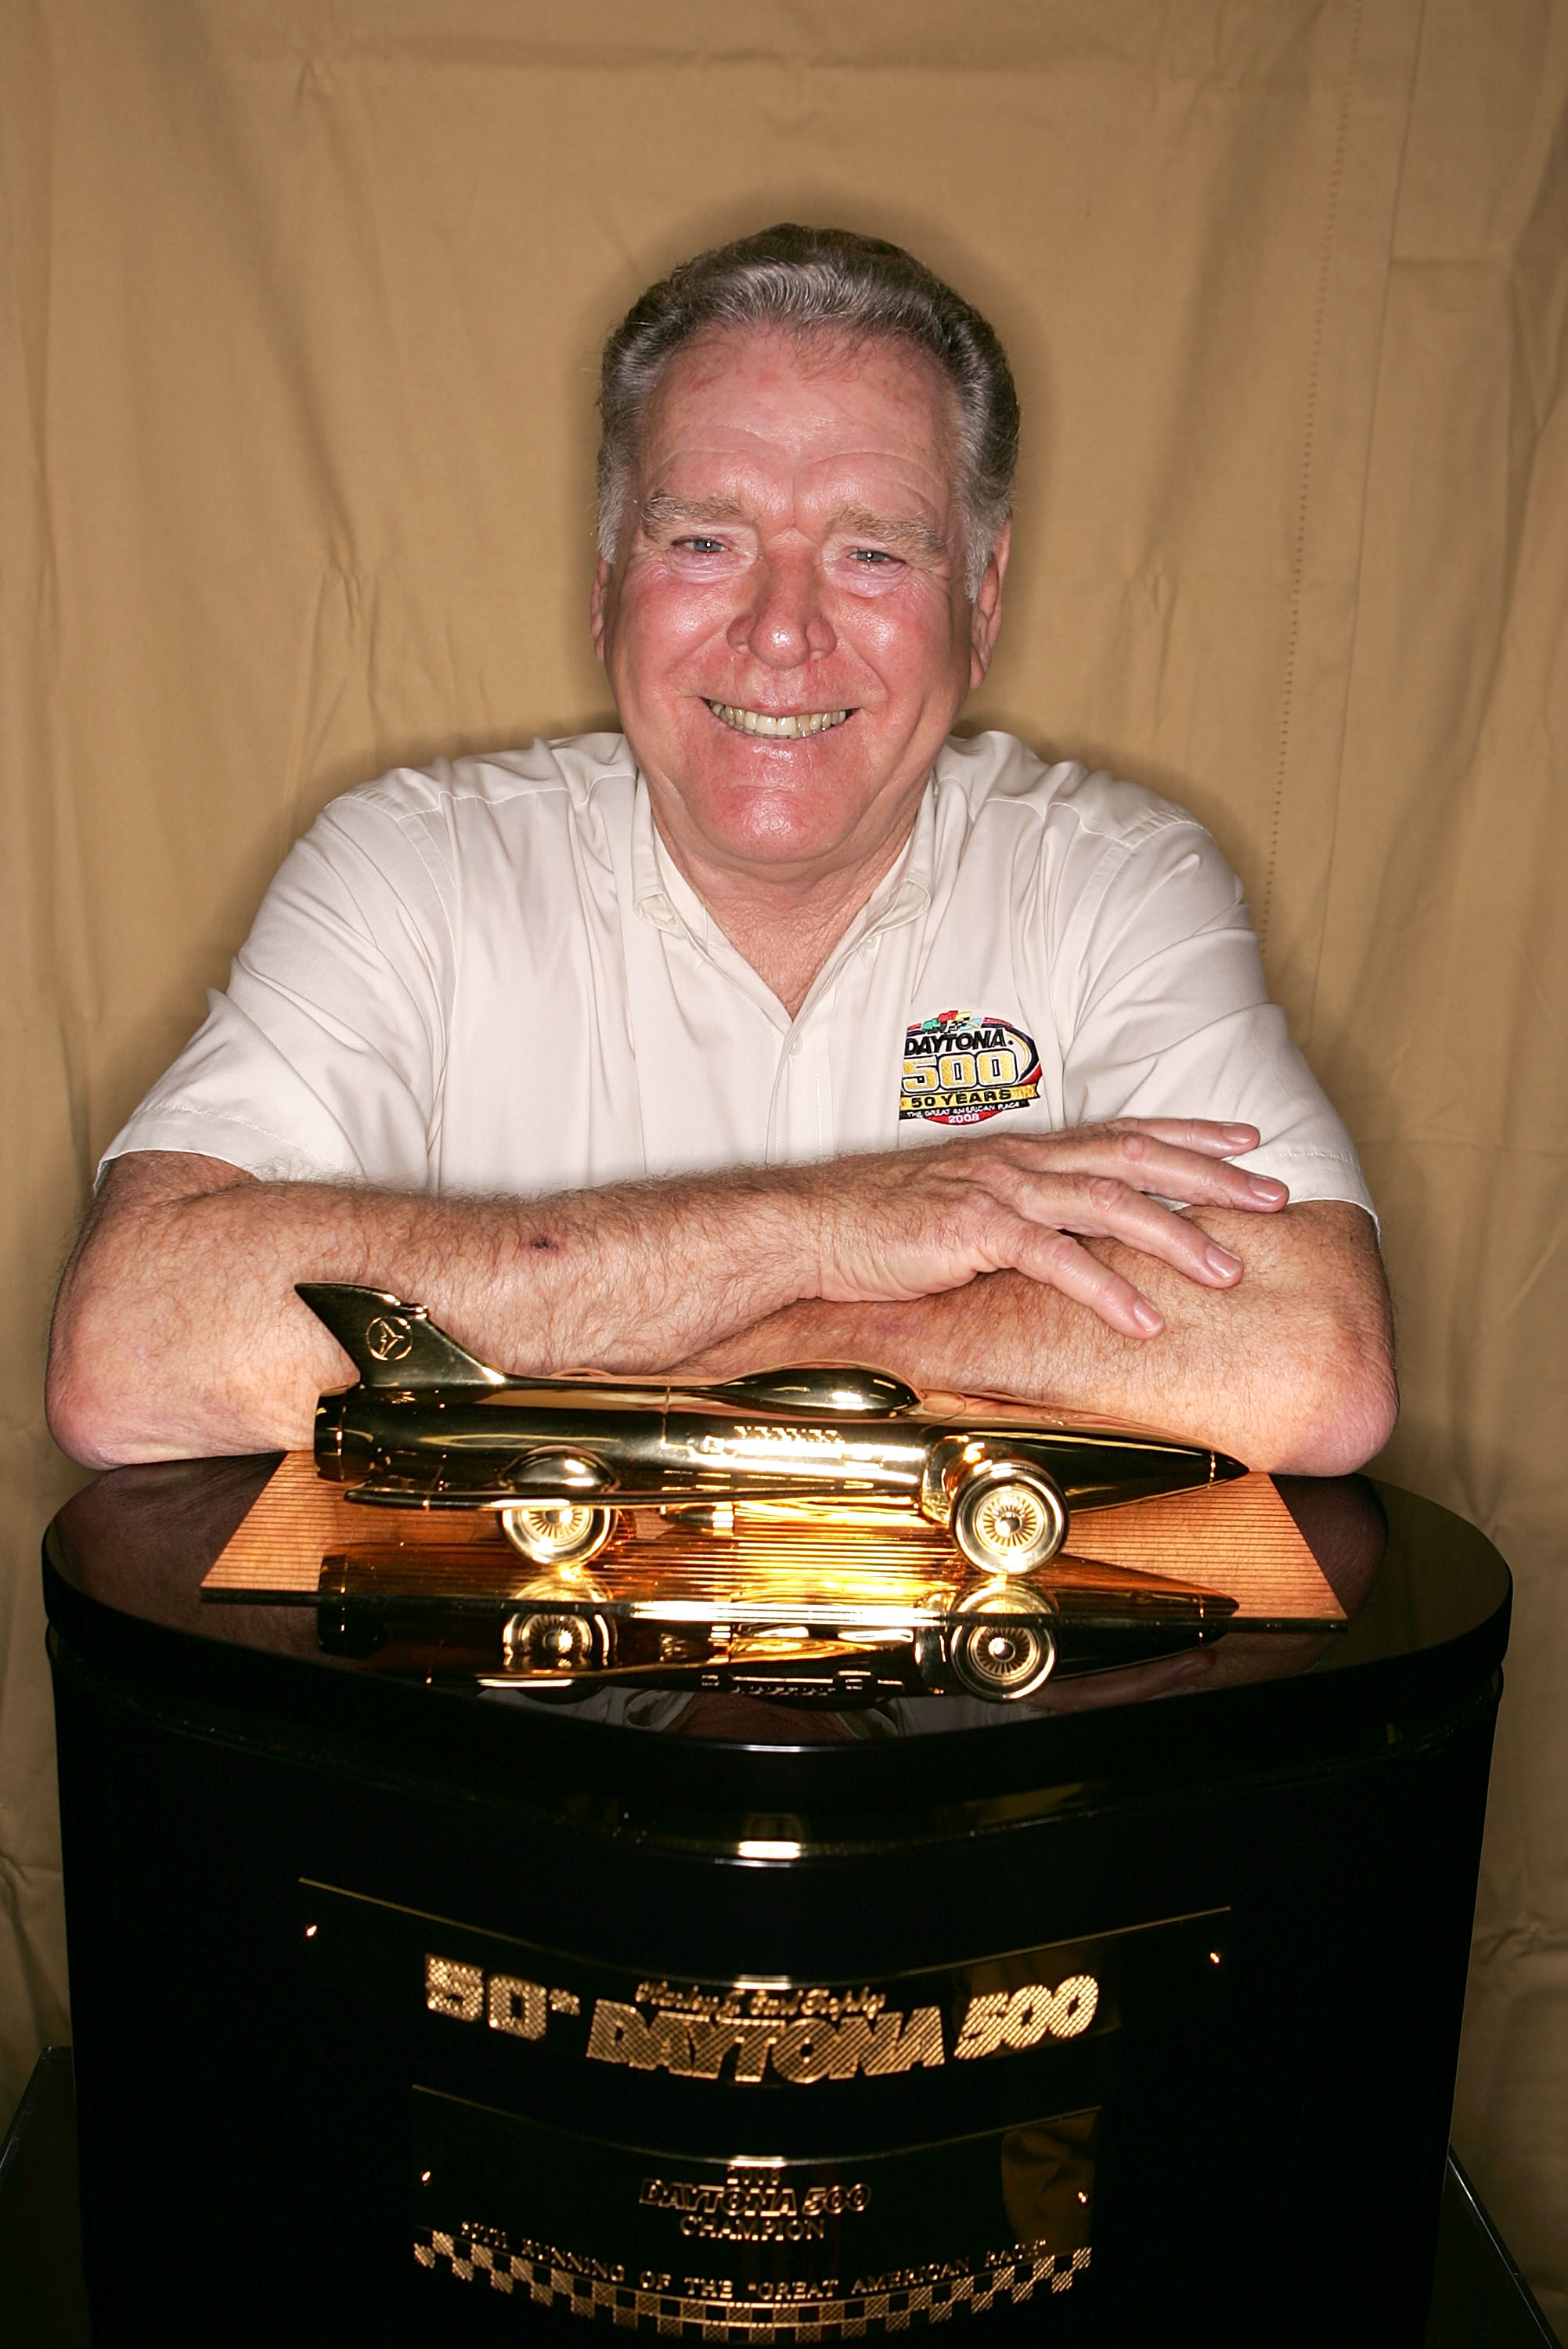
296, 1283, 508, 1390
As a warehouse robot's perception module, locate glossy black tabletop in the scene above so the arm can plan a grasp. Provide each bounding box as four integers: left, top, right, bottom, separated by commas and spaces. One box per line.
44, 1460, 1510, 1846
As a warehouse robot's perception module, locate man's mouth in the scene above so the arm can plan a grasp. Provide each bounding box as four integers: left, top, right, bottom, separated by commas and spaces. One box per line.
705, 701, 852, 740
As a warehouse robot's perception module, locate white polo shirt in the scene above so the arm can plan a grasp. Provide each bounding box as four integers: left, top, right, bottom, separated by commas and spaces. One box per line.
106, 730, 1374, 1217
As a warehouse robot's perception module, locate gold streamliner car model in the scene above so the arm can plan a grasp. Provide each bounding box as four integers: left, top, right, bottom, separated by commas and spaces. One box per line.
300, 1284, 1246, 1701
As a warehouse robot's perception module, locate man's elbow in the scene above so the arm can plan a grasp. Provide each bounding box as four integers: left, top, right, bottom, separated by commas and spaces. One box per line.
46, 1388, 128, 1473
47, 1370, 118, 1471
45, 1265, 185, 1469
46, 1308, 147, 1469
1267, 1330, 1399, 1478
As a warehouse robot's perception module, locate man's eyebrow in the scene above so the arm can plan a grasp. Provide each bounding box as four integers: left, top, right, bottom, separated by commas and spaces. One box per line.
830, 505, 949, 560
636, 489, 948, 560
637, 490, 750, 532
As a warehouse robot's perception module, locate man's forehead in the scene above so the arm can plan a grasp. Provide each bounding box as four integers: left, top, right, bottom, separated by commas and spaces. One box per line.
640, 327, 957, 457
632, 331, 961, 537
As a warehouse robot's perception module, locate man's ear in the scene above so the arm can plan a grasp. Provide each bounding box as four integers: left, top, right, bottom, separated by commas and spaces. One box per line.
968, 517, 1011, 687
589, 555, 613, 663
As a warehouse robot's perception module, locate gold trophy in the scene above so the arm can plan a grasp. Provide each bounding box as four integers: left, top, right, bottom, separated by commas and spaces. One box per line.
301, 1284, 1243, 1699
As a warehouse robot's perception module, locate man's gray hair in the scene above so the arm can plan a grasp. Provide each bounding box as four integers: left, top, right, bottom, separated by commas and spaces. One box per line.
597, 223, 1019, 600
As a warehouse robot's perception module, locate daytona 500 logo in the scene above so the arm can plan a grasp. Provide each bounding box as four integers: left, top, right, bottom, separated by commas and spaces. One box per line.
900, 1011, 1041, 1127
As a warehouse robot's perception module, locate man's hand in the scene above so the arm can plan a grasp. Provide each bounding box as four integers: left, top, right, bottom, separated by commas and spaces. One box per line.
809, 1119, 1285, 1332
679, 1198, 1396, 1478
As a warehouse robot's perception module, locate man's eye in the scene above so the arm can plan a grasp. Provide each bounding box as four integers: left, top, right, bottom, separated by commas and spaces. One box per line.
849, 547, 900, 568
675, 536, 728, 556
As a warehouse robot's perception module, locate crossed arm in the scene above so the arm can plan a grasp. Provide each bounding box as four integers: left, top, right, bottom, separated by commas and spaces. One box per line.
45, 1117, 1396, 1478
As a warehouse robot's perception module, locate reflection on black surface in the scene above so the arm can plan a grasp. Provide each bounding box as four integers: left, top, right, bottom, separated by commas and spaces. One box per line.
53, 1455, 319, 1662
1002, 1475, 1390, 1722
633, 1476, 1391, 1739
46, 1456, 1507, 1748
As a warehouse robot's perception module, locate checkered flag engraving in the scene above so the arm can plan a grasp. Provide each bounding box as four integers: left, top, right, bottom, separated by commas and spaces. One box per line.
415, 2229, 1090, 2336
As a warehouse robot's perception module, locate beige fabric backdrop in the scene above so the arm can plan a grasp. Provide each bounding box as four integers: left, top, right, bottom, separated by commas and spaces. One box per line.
3, 0, 1565, 2309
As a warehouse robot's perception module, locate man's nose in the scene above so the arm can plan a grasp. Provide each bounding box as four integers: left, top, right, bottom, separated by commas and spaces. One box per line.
728, 550, 836, 667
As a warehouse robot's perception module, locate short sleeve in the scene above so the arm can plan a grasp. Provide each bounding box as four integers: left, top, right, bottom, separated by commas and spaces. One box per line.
1052, 804, 1376, 1218
103, 787, 455, 1186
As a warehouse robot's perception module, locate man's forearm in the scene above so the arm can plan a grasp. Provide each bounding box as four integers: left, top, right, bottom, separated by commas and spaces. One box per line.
46, 1154, 825, 1466
671, 1203, 1397, 1477
47, 1120, 1335, 1468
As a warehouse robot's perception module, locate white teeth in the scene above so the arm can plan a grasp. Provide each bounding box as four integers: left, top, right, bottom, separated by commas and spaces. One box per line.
707, 702, 851, 739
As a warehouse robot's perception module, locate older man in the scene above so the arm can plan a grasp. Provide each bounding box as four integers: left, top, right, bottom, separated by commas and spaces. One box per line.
46, 226, 1395, 1475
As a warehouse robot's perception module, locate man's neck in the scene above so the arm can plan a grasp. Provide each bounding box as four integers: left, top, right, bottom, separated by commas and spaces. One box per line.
651, 808, 921, 1019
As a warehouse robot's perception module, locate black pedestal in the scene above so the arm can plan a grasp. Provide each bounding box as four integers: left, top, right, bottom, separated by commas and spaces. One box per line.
0, 2048, 92, 2348
43, 1467, 1510, 2346
5, 2050, 1558, 2347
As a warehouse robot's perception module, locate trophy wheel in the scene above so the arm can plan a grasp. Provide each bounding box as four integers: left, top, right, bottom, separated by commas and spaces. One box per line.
947, 1584, 1058, 1701
499, 1501, 618, 1568
950, 1466, 1068, 1573
500, 1605, 615, 1676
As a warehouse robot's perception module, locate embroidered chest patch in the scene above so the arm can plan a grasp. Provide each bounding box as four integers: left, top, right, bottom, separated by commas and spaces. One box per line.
899, 1009, 1042, 1126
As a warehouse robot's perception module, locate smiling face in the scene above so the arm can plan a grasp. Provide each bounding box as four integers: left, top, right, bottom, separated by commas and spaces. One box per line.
591, 328, 1008, 897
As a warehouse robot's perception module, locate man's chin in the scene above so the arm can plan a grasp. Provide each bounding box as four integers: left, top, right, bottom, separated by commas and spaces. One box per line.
658, 786, 883, 880
636, 720, 935, 881
691, 810, 873, 875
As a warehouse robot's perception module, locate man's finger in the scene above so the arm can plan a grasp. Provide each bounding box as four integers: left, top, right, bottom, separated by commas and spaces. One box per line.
992, 1176, 1241, 1290
1006, 1225, 1166, 1337
999, 1138, 1288, 1215
1103, 1117, 1262, 1155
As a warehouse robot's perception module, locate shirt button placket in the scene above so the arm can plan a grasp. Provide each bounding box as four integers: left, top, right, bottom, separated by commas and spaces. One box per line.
788, 1014, 830, 1165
